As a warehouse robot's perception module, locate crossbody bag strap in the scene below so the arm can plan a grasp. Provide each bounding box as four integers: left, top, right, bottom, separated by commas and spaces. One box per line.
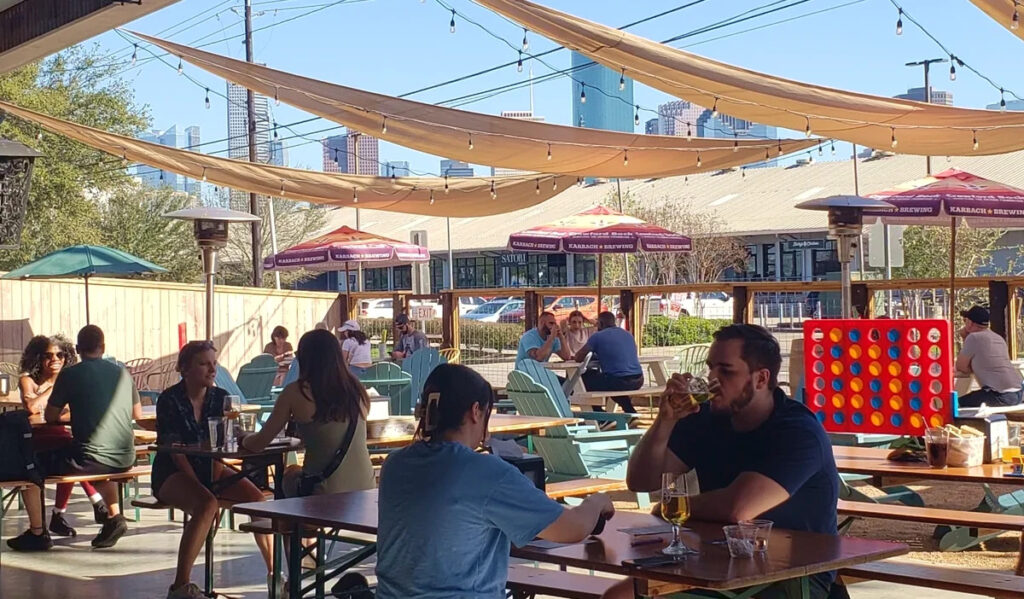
313, 416, 358, 484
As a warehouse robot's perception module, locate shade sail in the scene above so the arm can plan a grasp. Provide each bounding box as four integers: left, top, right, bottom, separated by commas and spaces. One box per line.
508, 205, 692, 253
264, 225, 429, 271
969, 1, 1024, 43
474, 0, 1024, 156
864, 168, 1024, 227
0, 101, 573, 218
133, 32, 819, 179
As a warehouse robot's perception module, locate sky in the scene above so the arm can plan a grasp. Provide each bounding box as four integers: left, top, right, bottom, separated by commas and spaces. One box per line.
76, 0, 1024, 177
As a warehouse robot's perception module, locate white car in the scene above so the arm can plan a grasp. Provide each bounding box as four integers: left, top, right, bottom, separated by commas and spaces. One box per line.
360, 298, 393, 319
458, 296, 485, 315
462, 299, 523, 323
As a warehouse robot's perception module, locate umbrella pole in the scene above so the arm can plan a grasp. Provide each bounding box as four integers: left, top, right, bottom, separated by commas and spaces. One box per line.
345, 261, 352, 319
84, 275, 91, 325
597, 254, 604, 314
950, 216, 957, 332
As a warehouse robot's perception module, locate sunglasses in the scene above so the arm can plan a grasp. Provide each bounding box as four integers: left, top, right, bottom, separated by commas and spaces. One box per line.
43, 352, 66, 361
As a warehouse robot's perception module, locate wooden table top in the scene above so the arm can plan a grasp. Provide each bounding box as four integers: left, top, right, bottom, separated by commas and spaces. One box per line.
232, 490, 906, 592
833, 446, 1024, 485
366, 414, 577, 448
28, 403, 262, 428
543, 356, 673, 370
150, 436, 302, 459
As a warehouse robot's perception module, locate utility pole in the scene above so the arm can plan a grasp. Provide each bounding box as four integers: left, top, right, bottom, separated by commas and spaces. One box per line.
245, 0, 263, 287
905, 58, 947, 176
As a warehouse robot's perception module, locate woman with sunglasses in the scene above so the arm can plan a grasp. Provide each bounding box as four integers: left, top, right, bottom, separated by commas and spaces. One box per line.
375, 364, 615, 598
15, 335, 107, 541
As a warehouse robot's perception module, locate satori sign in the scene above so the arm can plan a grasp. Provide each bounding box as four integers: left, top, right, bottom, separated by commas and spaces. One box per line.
500, 253, 529, 266
783, 239, 827, 251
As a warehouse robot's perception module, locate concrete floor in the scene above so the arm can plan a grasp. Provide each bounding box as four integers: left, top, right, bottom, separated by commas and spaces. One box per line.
0, 489, 982, 599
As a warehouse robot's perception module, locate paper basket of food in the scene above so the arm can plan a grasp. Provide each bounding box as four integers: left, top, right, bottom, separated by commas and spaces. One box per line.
943, 424, 986, 467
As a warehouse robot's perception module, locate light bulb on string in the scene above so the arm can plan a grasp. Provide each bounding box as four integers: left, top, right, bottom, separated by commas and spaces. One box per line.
444, 175, 449, 194
429, 190, 435, 205
580, 83, 586, 104
711, 97, 718, 118
517, 51, 523, 73
817, 142, 823, 156
741, 168, 746, 179
160, 171, 164, 181
334, 149, 340, 164
122, 152, 129, 168
553, 179, 558, 191
734, 133, 739, 152
546, 143, 552, 161
468, 133, 474, 150
36, 131, 42, 142
280, 180, 286, 196
896, 8, 903, 35
274, 88, 280, 106
535, 179, 540, 195
619, 68, 626, 92
686, 122, 692, 141
273, 122, 278, 140
1014, 5, 1020, 29
1000, 89, 1007, 110
201, 167, 207, 182
131, 44, 138, 65
177, 57, 183, 75
696, 152, 702, 168
522, 28, 529, 51
830, 140, 836, 155
777, 139, 783, 156
449, 10, 456, 33
623, 150, 629, 166
808, 152, 814, 164
381, 117, 387, 135
973, 129, 979, 151
634, 105, 640, 127
490, 180, 497, 200
764, 148, 770, 161
353, 189, 358, 203
205, 88, 210, 109
804, 117, 812, 137
949, 56, 956, 81
890, 128, 898, 148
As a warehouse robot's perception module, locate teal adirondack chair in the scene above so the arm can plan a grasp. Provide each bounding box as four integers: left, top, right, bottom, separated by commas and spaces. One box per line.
215, 365, 245, 398
401, 348, 445, 412
516, 359, 636, 430
506, 369, 649, 507
236, 354, 279, 405
678, 343, 710, 376
359, 363, 413, 416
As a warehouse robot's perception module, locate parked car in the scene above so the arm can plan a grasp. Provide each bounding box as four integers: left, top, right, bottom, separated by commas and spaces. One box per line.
498, 300, 526, 324
462, 299, 523, 323
360, 298, 393, 319
458, 296, 485, 315
545, 295, 609, 323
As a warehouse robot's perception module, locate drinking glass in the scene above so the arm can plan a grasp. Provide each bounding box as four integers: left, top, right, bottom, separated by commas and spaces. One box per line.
207, 416, 224, 450
661, 473, 697, 556
239, 412, 257, 433
738, 519, 773, 552
225, 395, 241, 419
723, 525, 756, 558
925, 427, 949, 469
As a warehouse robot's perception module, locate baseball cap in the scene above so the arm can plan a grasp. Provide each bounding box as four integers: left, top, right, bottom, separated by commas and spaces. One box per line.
394, 313, 410, 326
339, 319, 360, 333
960, 305, 990, 326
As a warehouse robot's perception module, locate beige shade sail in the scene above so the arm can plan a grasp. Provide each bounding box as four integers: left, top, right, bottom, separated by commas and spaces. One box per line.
0, 100, 574, 218
969, 0, 1024, 42
474, 0, 1024, 156
133, 32, 819, 179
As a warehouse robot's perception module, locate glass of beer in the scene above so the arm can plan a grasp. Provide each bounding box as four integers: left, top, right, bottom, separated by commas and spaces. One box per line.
925, 427, 949, 469
661, 473, 697, 556
225, 395, 241, 420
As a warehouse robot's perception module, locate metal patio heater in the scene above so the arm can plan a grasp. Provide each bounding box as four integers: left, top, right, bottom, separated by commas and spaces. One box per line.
0, 139, 42, 249
164, 207, 260, 341
796, 195, 895, 318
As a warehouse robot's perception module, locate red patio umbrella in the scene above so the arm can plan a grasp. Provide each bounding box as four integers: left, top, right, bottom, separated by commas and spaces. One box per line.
508, 205, 692, 310
864, 168, 1024, 320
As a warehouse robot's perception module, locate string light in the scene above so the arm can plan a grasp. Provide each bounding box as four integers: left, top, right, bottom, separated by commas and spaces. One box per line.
623, 150, 629, 166
177, 57, 183, 75
517, 51, 523, 73
201, 167, 207, 182
280, 180, 286, 196
619, 68, 626, 92
734, 133, 739, 152
273, 121, 278, 139
777, 139, 783, 156
896, 8, 903, 35
429, 190, 435, 205
274, 87, 280, 106
764, 148, 770, 160
444, 174, 449, 194
333, 148, 340, 164
804, 117, 812, 137
711, 97, 719, 118
1014, 4, 1020, 30
36, 132, 42, 141
468, 133, 474, 150
741, 168, 746, 179
949, 55, 956, 81
490, 180, 497, 199
830, 140, 836, 155
205, 88, 210, 109
972, 129, 979, 151
449, 9, 456, 33
696, 152, 702, 168
890, 127, 898, 148
121, 152, 129, 168
553, 179, 558, 191
1000, 88, 1007, 110
535, 179, 540, 195
160, 171, 164, 181
580, 83, 587, 104
634, 105, 640, 126
686, 122, 692, 141
381, 117, 387, 135
353, 188, 358, 203
546, 143, 552, 161
522, 28, 529, 51
131, 44, 138, 66
817, 142, 823, 156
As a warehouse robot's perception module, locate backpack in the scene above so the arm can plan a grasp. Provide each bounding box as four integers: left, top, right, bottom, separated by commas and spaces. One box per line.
0, 410, 43, 485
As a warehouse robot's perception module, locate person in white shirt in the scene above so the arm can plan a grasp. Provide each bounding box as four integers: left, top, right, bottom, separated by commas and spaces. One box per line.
956, 305, 1023, 407
339, 319, 373, 376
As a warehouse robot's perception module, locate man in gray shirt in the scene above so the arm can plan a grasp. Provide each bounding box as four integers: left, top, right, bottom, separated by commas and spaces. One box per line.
956, 306, 1023, 407
391, 313, 428, 362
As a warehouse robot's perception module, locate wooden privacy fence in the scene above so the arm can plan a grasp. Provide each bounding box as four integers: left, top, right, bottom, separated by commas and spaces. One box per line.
0, 276, 344, 377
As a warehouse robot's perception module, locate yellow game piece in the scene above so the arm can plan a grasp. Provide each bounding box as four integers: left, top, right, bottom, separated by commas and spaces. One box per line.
830, 361, 843, 375
851, 394, 864, 409
850, 378, 863, 393
868, 345, 881, 359
871, 412, 884, 427
889, 396, 903, 411
832, 394, 845, 408
849, 345, 862, 359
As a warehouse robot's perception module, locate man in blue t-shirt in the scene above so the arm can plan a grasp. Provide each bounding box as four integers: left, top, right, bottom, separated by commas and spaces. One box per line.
574, 311, 644, 413
516, 311, 572, 364
622, 324, 840, 599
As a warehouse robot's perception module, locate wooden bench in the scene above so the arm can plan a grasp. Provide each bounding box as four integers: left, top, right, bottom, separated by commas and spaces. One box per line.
546, 478, 627, 501
1, 465, 151, 526
506, 564, 621, 599
570, 386, 666, 410
840, 561, 1024, 598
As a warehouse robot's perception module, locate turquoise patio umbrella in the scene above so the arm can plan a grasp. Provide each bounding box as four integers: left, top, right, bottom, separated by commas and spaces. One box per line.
1, 245, 167, 323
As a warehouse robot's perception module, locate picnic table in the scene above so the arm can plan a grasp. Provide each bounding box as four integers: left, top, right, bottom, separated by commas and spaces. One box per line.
233, 489, 907, 599
25, 404, 263, 430
544, 355, 673, 387
366, 414, 577, 448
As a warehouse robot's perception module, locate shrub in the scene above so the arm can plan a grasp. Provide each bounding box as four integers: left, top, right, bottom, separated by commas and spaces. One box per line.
643, 315, 729, 347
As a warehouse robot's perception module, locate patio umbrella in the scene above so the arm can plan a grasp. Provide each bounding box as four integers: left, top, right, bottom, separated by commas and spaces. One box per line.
1, 245, 167, 324
263, 225, 429, 308
864, 168, 1024, 320
508, 205, 692, 313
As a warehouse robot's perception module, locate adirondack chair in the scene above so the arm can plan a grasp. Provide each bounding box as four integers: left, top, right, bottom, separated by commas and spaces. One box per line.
401, 348, 444, 412
236, 354, 278, 405
837, 477, 924, 534
933, 485, 1024, 552
359, 363, 413, 416
439, 348, 461, 364
506, 369, 649, 507
677, 343, 710, 376
516, 359, 635, 430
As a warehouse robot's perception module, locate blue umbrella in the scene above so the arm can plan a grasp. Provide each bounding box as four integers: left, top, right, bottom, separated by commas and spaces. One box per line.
1, 245, 167, 323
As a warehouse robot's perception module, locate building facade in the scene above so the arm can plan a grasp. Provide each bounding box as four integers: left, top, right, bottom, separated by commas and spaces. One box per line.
227, 83, 273, 210
491, 110, 545, 177
136, 125, 201, 196
441, 159, 474, 177
571, 51, 634, 133
895, 86, 954, 105
322, 131, 379, 175
657, 100, 704, 137
381, 160, 410, 177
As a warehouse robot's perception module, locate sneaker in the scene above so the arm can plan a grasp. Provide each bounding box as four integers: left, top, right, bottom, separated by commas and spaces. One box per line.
6, 529, 53, 552
268, 573, 289, 598
91, 514, 127, 548
48, 511, 77, 537
92, 502, 110, 524
166, 582, 205, 599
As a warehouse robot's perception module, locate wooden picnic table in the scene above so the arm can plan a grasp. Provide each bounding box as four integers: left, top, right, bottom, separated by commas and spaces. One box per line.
543, 355, 673, 387
832, 445, 1023, 485
234, 489, 907, 599
25, 403, 262, 430
366, 414, 577, 448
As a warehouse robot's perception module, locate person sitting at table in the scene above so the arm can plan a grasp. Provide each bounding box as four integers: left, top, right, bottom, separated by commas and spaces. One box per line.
338, 319, 373, 376
561, 310, 592, 356
619, 324, 840, 599
8, 326, 141, 552
154, 341, 274, 599
516, 311, 572, 364
956, 305, 1023, 407
574, 311, 644, 414
391, 313, 428, 362
263, 325, 294, 364
243, 328, 375, 496
375, 363, 615, 598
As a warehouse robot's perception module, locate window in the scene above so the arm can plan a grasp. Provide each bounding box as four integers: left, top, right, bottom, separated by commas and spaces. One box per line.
456, 256, 498, 289
363, 267, 389, 291
762, 244, 777, 280
574, 255, 597, 285
392, 265, 412, 290
430, 258, 446, 293
812, 241, 839, 278
505, 253, 568, 287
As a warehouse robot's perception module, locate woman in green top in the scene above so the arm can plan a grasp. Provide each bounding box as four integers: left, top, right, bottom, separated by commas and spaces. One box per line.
243, 328, 375, 495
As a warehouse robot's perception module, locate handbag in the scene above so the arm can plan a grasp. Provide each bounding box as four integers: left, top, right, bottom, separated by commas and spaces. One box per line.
0, 410, 43, 485
295, 416, 358, 497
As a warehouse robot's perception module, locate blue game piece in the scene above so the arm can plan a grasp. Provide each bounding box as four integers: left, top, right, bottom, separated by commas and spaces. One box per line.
832, 379, 843, 392
833, 412, 845, 425
909, 380, 922, 394
817, 411, 826, 424
888, 346, 900, 359
870, 380, 882, 393
891, 414, 903, 427
910, 397, 922, 411
887, 329, 900, 342
849, 329, 861, 342
851, 362, 863, 376
871, 396, 883, 409
830, 346, 842, 359
852, 412, 864, 426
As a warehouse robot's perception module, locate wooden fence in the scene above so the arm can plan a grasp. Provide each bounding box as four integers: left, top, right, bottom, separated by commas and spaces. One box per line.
0, 277, 344, 377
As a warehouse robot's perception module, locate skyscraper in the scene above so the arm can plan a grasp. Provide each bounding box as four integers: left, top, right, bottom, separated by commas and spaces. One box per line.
269, 139, 287, 167
381, 161, 410, 177
491, 110, 545, 177
185, 126, 201, 197
657, 100, 704, 137
440, 159, 474, 177
987, 99, 1024, 111
136, 125, 201, 196
895, 86, 954, 106
227, 82, 273, 210
644, 118, 659, 135
321, 131, 379, 175
571, 51, 634, 133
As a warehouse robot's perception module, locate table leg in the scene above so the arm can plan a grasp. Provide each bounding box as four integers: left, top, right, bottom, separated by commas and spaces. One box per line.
316, 528, 326, 599
270, 532, 283, 599
274, 455, 286, 499
1016, 533, 1024, 575
650, 361, 669, 386
288, 524, 303, 599
204, 518, 216, 597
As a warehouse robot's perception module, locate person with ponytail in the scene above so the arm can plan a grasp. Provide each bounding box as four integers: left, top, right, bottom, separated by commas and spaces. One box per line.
375, 364, 614, 598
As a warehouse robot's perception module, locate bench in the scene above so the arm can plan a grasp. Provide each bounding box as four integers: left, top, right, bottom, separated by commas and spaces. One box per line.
1, 465, 151, 529
570, 386, 666, 410
546, 478, 627, 501
840, 561, 1024, 598
506, 564, 621, 599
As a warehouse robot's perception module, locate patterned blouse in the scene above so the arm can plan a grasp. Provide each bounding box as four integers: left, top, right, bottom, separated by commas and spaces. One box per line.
152, 380, 226, 493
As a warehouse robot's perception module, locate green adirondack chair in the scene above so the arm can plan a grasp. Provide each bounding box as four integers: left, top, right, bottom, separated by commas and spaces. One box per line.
516, 359, 635, 430
678, 343, 710, 377
359, 363, 413, 416
236, 354, 279, 405
401, 348, 445, 412
932, 486, 1024, 552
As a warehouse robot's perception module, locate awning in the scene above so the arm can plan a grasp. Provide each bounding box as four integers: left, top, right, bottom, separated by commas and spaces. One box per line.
969, 0, 1024, 43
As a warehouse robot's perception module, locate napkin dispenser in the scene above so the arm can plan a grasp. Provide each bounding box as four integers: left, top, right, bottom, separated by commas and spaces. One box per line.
488, 438, 545, 492
952, 412, 1008, 464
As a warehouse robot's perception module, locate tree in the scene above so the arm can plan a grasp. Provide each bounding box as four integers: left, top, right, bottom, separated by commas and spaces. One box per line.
98, 183, 204, 283
0, 45, 148, 269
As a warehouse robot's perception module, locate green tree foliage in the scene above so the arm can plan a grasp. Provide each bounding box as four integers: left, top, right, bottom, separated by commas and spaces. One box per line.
0, 46, 149, 268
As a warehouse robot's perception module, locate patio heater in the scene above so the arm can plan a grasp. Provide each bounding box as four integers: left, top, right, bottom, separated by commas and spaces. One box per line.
164, 207, 260, 341
0, 139, 42, 250
795, 196, 894, 318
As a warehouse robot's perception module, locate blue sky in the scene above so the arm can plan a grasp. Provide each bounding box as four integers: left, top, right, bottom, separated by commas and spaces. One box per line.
81, 0, 1023, 176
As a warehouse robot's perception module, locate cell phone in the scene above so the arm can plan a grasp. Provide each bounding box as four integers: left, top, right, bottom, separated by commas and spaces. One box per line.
623, 555, 679, 568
